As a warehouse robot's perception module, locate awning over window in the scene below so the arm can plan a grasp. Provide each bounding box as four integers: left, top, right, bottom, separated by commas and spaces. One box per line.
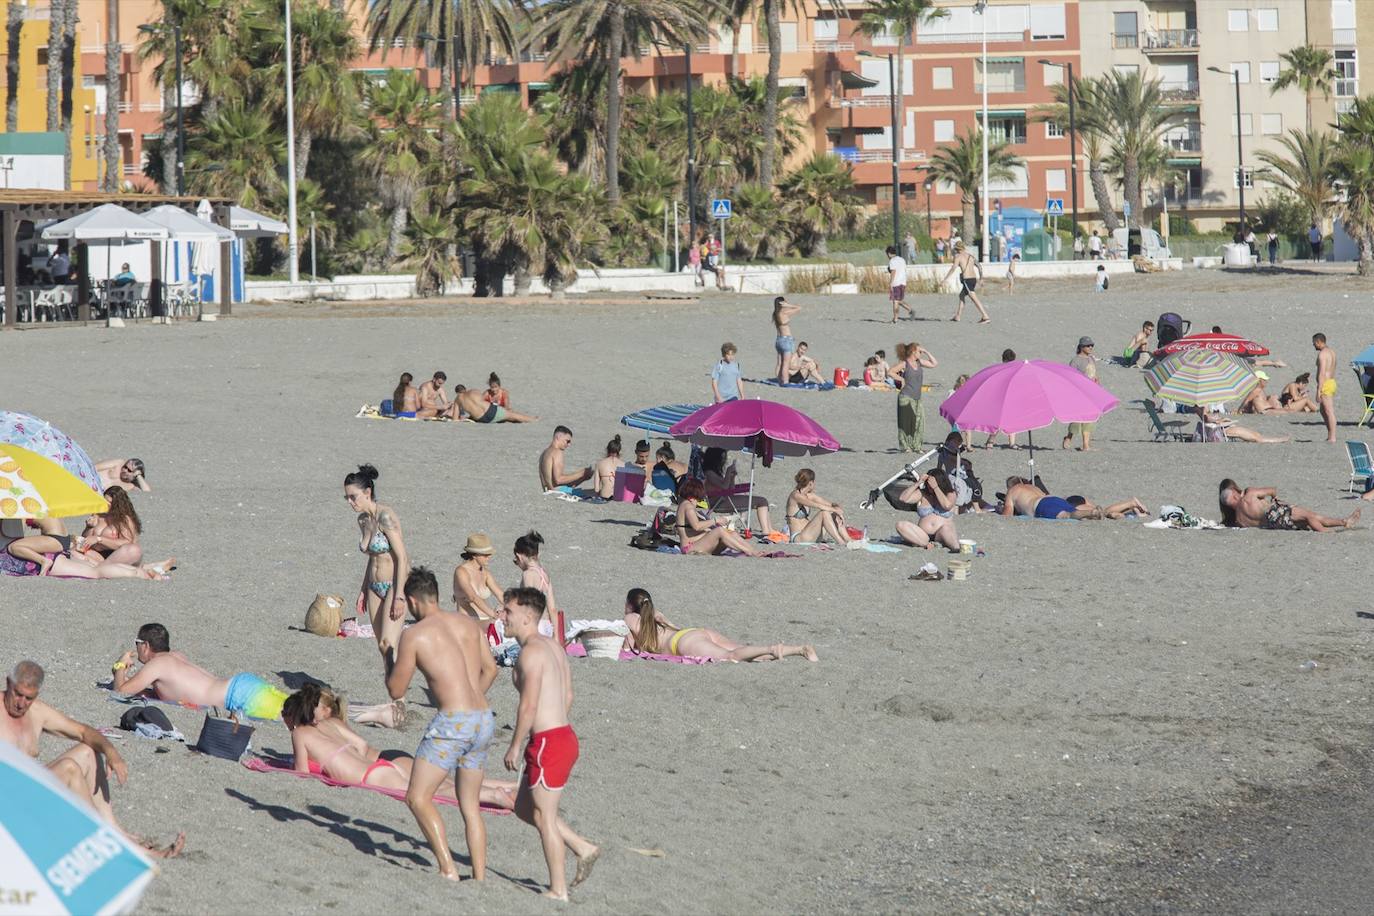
1167, 157, 1202, 166
985, 109, 1026, 118
985, 56, 1024, 64
839, 69, 880, 90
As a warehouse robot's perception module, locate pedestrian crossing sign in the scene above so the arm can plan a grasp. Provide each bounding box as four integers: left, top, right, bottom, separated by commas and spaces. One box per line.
1046, 198, 1064, 215
711, 199, 732, 220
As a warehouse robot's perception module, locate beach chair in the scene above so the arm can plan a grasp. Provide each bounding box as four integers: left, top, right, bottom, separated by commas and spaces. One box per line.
1137, 399, 1189, 442
1354, 366, 1374, 427
1346, 441, 1373, 494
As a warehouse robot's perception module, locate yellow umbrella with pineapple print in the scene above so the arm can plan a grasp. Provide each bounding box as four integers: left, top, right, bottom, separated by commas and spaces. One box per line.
0, 444, 109, 519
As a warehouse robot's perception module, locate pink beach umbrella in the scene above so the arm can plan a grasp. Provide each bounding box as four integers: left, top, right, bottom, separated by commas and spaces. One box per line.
670, 399, 840, 532
938, 359, 1119, 478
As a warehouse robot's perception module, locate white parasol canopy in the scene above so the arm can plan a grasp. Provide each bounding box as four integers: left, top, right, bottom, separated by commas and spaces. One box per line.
227, 205, 288, 237
142, 205, 234, 242
40, 204, 169, 242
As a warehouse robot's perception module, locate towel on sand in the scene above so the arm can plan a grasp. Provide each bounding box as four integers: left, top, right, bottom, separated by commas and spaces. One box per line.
100, 683, 281, 723
544, 486, 604, 503
619, 649, 717, 665
746, 378, 835, 391
242, 756, 510, 813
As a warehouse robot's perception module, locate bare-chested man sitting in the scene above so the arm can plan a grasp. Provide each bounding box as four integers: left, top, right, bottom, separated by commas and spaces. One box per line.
416, 371, 451, 420
539, 425, 593, 492
501, 587, 599, 900
447, 384, 538, 424
96, 458, 150, 493
386, 566, 498, 882
111, 623, 288, 720
2, 660, 183, 856
1218, 478, 1358, 531
998, 477, 1142, 520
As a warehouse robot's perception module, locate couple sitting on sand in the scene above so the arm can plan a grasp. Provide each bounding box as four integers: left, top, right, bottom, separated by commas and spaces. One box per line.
5, 488, 175, 580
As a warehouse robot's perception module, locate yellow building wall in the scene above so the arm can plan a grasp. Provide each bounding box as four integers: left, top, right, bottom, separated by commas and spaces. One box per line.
1, 17, 98, 187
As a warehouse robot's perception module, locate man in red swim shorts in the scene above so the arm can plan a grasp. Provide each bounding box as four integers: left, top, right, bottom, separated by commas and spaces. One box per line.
501, 587, 600, 901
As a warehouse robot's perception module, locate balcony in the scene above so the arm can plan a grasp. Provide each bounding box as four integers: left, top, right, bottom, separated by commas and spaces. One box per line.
915, 31, 1023, 44
1160, 80, 1199, 102
1112, 32, 1139, 49
827, 96, 893, 108
1141, 29, 1199, 52
1164, 133, 1202, 153
833, 147, 927, 164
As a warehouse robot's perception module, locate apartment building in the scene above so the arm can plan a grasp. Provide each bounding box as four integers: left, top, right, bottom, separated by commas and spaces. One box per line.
1306, 0, 1365, 131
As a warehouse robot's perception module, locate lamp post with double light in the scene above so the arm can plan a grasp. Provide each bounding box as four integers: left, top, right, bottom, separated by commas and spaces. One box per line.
1208, 65, 1246, 231
1037, 58, 1078, 251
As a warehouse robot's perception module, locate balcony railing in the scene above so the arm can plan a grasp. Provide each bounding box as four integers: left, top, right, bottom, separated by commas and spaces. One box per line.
827, 96, 893, 108
801, 41, 854, 52
834, 148, 927, 163
1165, 134, 1202, 152
1142, 29, 1199, 50
1160, 80, 1199, 101
974, 80, 1027, 94
485, 50, 551, 65
1112, 32, 1139, 48
916, 31, 1023, 44
138, 101, 163, 112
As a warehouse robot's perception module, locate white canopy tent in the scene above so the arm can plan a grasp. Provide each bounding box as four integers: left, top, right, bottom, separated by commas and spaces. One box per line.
142, 205, 235, 315
227, 205, 288, 238
41, 204, 170, 290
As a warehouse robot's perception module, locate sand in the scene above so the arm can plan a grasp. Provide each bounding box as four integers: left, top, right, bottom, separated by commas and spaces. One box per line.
2, 266, 1370, 913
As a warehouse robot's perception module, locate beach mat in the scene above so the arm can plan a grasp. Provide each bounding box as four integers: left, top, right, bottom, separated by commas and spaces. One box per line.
100, 684, 282, 724
242, 756, 511, 814
619, 649, 718, 665
745, 378, 835, 391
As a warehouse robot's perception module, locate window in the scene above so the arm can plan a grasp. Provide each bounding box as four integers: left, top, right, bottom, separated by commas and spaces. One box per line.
1230, 113, 1254, 136
976, 59, 1025, 93
1114, 64, 1139, 77
1043, 62, 1063, 86
1260, 61, 1280, 84
813, 18, 838, 41
1046, 168, 1066, 192
1230, 62, 1250, 84
1256, 9, 1278, 31
779, 77, 808, 100
986, 115, 1027, 145
937, 178, 957, 194
1333, 0, 1356, 45
1046, 121, 1065, 138
1228, 9, 1248, 31
1335, 50, 1357, 97
1262, 113, 1283, 135
1113, 11, 1138, 48
860, 58, 914, 96
1029, 4, 1066, 40
933, 119, 955, 142
780, 22, 798, 53
988, 164, 1029, 196
932, 66, 953, 90
870, 21, 900, 46
1234, 167, 1254, 189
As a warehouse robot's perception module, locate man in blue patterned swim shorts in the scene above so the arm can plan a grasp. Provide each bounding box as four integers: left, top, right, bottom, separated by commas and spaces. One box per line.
387, 567, 498, 882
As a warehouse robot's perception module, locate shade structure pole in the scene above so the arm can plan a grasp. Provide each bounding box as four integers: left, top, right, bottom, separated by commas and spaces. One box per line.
745, 447, 757, 536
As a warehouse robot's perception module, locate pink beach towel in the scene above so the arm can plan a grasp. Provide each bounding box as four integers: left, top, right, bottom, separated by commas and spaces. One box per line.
242, 756, 510, 814
618, 649, 717, 665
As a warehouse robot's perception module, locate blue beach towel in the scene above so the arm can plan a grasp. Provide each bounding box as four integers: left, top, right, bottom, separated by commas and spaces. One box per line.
745, 378, 836, 391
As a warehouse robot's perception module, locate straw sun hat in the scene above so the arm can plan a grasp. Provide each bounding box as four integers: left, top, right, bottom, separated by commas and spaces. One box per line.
463, 533, 494, 556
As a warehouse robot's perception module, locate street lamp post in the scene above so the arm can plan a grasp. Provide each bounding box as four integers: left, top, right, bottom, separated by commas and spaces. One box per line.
974, 0, 989, 264
923, 179, 932, 237
1038, 59, 1079, 253
417, 29, 462, 118
1208, 65, 1245, 231
857, 50, 901, 252
284, 0, 299, 283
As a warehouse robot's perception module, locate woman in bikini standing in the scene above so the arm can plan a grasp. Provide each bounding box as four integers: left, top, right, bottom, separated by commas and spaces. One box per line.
343, 464, 409, 666
453, 532, 502, 619
622, 588, 816, 661
940, 241, 990, 323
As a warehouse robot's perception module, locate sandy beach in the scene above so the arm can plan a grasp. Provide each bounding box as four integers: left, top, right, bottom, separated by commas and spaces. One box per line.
2, 266, 1370, 913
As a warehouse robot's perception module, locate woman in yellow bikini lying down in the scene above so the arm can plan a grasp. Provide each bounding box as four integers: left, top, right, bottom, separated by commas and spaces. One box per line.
621, 588, 817, 662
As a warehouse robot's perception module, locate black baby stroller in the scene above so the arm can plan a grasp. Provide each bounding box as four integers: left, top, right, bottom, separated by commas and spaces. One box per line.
1156, 312, 1190, 348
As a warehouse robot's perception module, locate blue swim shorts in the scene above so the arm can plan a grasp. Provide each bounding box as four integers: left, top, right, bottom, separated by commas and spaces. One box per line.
1034, 496, 1075, 520
415, 708, 495, 771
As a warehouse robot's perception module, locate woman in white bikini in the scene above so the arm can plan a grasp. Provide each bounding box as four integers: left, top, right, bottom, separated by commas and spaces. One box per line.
785, 468, 853, 545
622, 588, 816, 662
343, 465, 409, 665
453, 532, 502, 618
513, 530, 557, 636
283, 683, 515, 808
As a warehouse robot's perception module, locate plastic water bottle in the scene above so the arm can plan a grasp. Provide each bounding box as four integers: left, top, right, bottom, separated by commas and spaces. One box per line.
861, 525, 869, 543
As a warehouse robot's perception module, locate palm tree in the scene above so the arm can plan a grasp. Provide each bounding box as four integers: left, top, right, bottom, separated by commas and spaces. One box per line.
255, 2, 362, 180
45, 0, 64, 133
358, 69, 443, 262
1094, 70, 1174, 220
1039, 76, 1118, 230
925, 128, 1021, 239
720, 0, 752, 80
6, 1, 22, 131
406, 208, 461, 296
58, 0, 77, 189
1270, 44, 1334, 133
729, 182, 785, 259
777, 153, 862, 255
365, 0, 520, 119
531, 0, 715, 202
103, 0, 120, 191
536, 63, 609, 178
852, 0, 946, 189
184, 100, 284, 208
1333, 97, 1374, 275
1255, 128, 1336, 224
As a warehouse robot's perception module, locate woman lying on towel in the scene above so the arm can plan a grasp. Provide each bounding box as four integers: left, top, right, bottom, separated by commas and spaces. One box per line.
622, 588, 816, 662
282, 683, 515, 809
674, 479, 760, 556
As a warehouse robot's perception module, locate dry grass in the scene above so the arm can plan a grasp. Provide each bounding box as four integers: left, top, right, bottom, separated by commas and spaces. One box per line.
784, 263, 852, 294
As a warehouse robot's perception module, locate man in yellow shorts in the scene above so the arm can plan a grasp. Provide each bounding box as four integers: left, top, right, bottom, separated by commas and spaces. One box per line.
1314, 333, 1337, 443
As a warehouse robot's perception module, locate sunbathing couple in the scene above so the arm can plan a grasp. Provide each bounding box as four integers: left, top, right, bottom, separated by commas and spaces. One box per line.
2, 659, 185, 857
394, 371, 535, 423
1000, 478, 1148, 521
1240, 372, 1319, 415
6, 487, 175, 580
1219, 479, 1358, 531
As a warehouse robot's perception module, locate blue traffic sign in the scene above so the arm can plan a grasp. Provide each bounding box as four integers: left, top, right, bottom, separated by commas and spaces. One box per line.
1045, 198, 1064, 214
711, 198, 732, 220
1123, 201, 1132, 218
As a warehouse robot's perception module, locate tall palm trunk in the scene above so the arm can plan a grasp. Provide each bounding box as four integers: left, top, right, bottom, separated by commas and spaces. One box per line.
760, 0, 781, 187
1122, 155, 1141, 224
386, 203, 407, 262
45, 0, 63, 131
1358, 234, 1374, 277
6, 1, 21, 131
1088, 159, 1119, 231
895, 40, 906, 158
726, 15, 741, 80
59, 0, 76, 189
295, 129, 312, 182
603, 11, 624, 202
103, 0, 120, 191
960, 193, 975, 239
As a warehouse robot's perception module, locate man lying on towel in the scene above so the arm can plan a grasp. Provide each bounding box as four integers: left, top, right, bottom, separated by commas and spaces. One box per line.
998, 477, 1146, 521
111, 622, 287, 720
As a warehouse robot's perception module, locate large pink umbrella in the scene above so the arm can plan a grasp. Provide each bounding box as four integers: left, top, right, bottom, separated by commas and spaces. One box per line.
670, 399, 840, 532
938, 359, 1119, 477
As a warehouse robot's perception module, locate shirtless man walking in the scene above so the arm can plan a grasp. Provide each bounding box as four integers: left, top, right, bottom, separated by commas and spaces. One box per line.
1314, 333, 1337, 443
2, 660, 183, 857
772, 296, 801, 383
387, 567, 497, 881
501, 588, 599, 900
539, 426, 592, 492
416, 371, 451, 420
940, 241, 990, 323
111, 623, 289, 721
1219, 479, 1358, 531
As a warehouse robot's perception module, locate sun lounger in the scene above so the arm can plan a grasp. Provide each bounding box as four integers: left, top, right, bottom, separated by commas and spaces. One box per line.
1137, 399, 1189, 442
1346, 441, 1373, 494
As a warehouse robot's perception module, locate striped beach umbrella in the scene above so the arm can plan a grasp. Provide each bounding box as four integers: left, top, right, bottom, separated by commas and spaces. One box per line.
1144, 348, 1258, 407
0, 741, 155, 914
0, 444, 110, 519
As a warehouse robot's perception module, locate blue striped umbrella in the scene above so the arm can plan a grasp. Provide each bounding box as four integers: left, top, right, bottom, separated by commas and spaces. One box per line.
0, 741, 154, 914
619, 404, 707, 435
1144, 349, 1258, 407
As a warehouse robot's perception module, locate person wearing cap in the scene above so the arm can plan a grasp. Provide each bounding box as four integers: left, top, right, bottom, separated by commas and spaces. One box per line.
1063, 337, 1098, 451
453, 533, 503, 619
1240, 370, 1285, 414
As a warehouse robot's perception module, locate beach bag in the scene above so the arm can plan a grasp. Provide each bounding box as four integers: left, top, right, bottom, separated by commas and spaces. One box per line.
195, 714, 254, 760
305, 594, 344, 637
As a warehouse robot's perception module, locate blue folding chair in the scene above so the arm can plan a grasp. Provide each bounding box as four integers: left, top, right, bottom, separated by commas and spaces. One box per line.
1346, 441, 1373, 494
